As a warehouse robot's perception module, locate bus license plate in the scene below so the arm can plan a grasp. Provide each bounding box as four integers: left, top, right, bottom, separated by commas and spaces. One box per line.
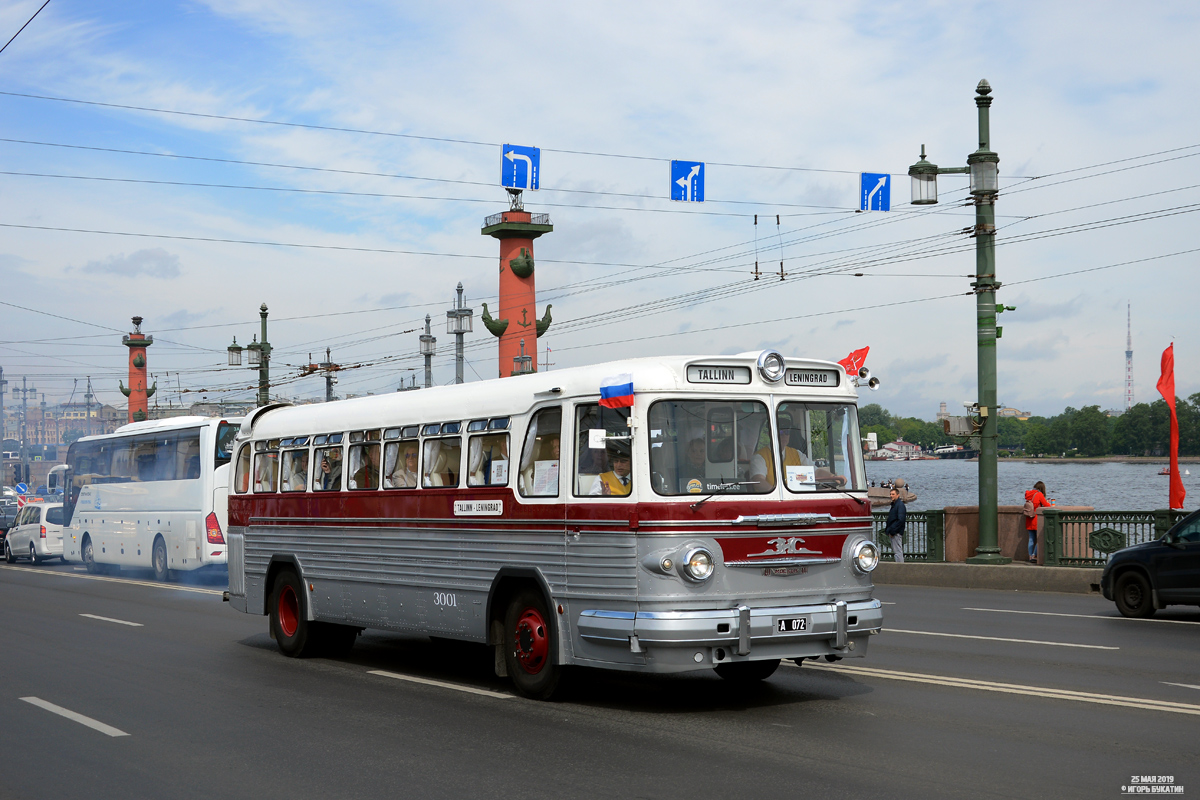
775, 616, 809, 633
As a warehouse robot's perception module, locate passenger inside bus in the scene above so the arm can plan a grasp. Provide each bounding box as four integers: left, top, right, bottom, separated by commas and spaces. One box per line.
677, 437, 706, 492
422, 438, 461, 487
314, 446, 342, 491
282, 450, 308, 492
255, 451, 279, 492
590, 441, 632, 496
384, 443, 419, 488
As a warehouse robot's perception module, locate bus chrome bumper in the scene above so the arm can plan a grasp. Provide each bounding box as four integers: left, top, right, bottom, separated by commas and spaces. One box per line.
578, 598, 882, 661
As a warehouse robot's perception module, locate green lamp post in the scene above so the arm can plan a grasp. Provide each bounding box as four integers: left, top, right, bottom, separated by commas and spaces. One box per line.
909, 79, 1010, 564
227, 303, 273, 407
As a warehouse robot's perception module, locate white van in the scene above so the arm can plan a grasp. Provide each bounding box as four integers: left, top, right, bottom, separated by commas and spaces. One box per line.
4, 501, 64, 564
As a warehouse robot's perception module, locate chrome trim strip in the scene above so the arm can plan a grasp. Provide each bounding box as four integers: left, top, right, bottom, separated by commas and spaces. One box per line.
724, 556, 841, 567
732, 513, 835, 527
579, 610, 636, 620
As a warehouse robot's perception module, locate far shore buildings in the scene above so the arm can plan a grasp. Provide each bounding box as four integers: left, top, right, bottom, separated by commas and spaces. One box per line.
937, 401, 1029, 422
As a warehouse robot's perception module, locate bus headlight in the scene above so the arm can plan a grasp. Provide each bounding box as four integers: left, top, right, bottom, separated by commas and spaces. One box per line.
852, 541, 879, 574
681, 548, 715, 582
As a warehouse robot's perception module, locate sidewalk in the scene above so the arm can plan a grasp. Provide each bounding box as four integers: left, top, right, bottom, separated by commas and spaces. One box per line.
873, 561, 1103, 595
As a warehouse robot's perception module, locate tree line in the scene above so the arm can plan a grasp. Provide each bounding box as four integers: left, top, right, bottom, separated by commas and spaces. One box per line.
858, 395, 1200, 457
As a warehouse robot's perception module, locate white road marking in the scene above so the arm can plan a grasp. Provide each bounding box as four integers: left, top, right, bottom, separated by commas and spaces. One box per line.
962, 607, 1200, 625
368, 669, 513, 699
887, 628, 1118, 650
73, 567, 86, 571
80, 613, 143, 627
1162, 682, 1200, 691
20, 697, 130, 737
881, 601, 897, 605
0, 564, 221, 595
801, 664, 1200, 717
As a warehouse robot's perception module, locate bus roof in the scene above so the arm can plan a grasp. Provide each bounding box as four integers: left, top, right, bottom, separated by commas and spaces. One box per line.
77, 416, 241, 443
242, 352, 855, 441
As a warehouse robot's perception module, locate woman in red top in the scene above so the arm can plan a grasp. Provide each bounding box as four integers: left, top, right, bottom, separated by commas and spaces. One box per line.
1024, 481, 1052, 564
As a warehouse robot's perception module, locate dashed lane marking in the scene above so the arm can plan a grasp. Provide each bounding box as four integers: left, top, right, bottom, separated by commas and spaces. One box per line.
798, 663, 1200, 717
20, 697, 130, 737
0, 564, 222, 595
368, 669, 513, 699
962, 607, 1200, 625
80, 613, 143, 627
1162, 682, 1200, 691
887, 628, 1118, 650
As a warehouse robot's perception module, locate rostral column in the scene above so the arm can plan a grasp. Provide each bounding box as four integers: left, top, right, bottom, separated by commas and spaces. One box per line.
120, 316, 156, 422
480, 190, 553, 376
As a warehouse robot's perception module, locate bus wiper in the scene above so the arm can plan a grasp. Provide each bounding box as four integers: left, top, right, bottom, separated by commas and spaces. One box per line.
690, 481, 757, 511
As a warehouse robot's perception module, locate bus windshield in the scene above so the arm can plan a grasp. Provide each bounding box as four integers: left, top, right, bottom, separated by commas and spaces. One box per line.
648, 399, 773, 495
773, 402, 865, 493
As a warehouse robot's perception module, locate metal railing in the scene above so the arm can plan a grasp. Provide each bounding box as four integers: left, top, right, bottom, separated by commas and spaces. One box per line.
873, 510, 944, 562
1041, 509, 1190, 567
483, 212, 551, 228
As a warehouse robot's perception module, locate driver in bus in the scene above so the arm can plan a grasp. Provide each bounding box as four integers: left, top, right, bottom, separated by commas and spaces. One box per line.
750, 413, 809, 491
590, 441, 632, 496
678, 437, 706, 492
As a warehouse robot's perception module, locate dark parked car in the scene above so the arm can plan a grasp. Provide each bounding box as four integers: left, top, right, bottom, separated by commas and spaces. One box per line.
0, 497, 19, 538
1101, 509, 1200, 618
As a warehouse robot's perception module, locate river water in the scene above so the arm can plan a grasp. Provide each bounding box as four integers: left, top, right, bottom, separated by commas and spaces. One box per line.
864, 460, 1200, 512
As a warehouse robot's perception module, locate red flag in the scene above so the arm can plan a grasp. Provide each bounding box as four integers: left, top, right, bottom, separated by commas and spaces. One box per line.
838, 346, 870, 375
1156, 344, 1186, 510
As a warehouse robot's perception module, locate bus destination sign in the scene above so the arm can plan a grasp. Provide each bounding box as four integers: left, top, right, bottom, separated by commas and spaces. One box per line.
686, 365, 752, 385
453, 500, 504, 516
784, 369, 840, 387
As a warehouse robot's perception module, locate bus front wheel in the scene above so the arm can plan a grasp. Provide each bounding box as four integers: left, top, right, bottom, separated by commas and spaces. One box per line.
503, 589, 562, 701
81, 535, 99, 574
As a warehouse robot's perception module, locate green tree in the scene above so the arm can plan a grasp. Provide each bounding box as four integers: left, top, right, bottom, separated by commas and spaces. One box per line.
1024, 423, 1052, 456
1072, 405, 1111, 456
858, 404, 892, 429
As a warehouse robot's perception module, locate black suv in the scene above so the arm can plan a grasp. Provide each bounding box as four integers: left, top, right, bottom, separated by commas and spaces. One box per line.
1101, 509, 1200, 617
0, 497, 18, 539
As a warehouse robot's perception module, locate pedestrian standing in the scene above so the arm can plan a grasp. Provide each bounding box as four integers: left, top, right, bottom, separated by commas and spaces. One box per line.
1023, 480, 1053, 564
885, 487, 906, 563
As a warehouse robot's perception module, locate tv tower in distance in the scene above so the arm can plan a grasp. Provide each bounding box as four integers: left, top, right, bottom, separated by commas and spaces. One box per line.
1125, 303, 1134, 411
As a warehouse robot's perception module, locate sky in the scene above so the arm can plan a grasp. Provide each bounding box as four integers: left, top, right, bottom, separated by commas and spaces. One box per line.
0, 1, 1197, 421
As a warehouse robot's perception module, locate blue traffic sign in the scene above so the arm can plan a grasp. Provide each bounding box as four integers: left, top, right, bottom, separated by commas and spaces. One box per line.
15, 482, 28, 494
671, 160, 705, 202
860, 172, 890, 211
501, 144, 540, 191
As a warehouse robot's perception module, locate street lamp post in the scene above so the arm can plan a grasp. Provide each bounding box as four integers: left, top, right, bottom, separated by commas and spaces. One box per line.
419, 315, 436, 388
909, 79, 1010, 564
227, 303, 272, 407
446, 282, 474, 385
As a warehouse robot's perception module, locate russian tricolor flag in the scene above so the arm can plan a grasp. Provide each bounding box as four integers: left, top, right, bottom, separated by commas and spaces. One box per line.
599, 373, 634, 408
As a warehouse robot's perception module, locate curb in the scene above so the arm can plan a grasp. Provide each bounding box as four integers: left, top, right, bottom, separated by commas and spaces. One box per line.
872, 561, 1103, 595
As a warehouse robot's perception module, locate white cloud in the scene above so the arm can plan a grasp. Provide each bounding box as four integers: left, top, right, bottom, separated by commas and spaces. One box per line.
80, 248, 182, 278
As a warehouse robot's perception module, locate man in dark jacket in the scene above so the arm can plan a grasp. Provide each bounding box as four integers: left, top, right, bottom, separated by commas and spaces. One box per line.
885, 487, 906, 563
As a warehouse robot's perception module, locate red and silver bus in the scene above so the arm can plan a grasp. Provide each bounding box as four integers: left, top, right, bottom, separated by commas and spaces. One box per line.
225, 350, 882, 699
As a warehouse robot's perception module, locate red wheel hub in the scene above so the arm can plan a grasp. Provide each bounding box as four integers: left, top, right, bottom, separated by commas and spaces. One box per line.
278, 584, 299, 638
513, 607, 549, 675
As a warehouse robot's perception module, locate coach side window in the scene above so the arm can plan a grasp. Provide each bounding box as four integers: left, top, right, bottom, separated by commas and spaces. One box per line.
468, 432, 509, 487
312, 434, 343, 491
254, 441, 279, 493
384, 430, 420, 489
519, 407, 561, 497
348, 430, 382, 490
233, 445, 251, 494
281, 448, 310, 492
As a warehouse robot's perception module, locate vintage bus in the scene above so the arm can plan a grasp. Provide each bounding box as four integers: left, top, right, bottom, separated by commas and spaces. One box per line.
225, 350, 882, 699
61, 416, 241, 580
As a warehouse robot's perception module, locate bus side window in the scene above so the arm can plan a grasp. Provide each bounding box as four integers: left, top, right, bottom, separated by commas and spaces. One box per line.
234, 445, 251, 494
422, 437, 461, 487
281, 450, 310, 492
177, 430, 202, 480
312, 446, 343, 491
519, 407, 561, 497
348, 443, 381, 490
573, 403, 631, 497
469, 433, 510, 487
254, 449, 279, 492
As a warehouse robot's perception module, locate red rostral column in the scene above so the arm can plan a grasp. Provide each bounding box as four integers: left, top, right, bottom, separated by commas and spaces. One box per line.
119, 316, 156, 423
480, 195, 553, 377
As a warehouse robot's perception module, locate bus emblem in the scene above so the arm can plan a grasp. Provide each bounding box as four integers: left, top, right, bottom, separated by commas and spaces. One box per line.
748, 537, 822, 558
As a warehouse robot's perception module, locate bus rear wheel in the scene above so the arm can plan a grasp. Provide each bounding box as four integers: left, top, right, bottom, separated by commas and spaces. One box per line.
152, 537, 169, 582
715, 659, 781, 683
270, 570, 320, 657
503, 589, 561, 701
81, 535, 99, 574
